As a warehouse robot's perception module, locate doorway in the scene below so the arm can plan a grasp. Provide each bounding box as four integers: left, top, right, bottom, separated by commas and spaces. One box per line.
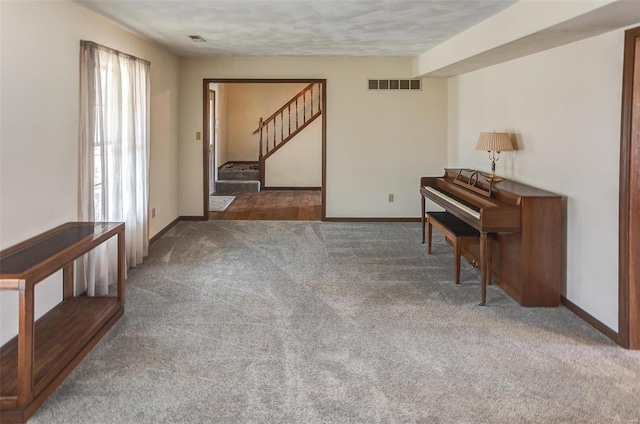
202, 79, 327, 220
619, 26, 640, 350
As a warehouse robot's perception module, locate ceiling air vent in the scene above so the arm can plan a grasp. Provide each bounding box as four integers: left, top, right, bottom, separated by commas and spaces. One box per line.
368, 79, 421, 91
189, 35, 207, 42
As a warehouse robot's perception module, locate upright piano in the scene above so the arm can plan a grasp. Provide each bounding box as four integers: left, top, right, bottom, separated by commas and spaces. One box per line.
420, 169, 563, 307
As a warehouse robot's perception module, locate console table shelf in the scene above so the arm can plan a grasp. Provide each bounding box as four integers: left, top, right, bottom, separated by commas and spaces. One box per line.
0, 222, 125, 424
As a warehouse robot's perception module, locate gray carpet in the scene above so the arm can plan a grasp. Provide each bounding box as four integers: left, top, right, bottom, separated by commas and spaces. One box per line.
30, 221, 640, 424
209, 195, 235, 212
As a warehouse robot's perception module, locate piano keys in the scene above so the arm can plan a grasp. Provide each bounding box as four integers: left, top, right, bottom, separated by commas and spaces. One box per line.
420, 169, 563, 307
424, 186, 480, 219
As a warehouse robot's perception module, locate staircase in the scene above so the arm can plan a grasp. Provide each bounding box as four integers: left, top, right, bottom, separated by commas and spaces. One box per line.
215, 162, 260, 193
255, 82, 323, 187
215, 83, 322, 193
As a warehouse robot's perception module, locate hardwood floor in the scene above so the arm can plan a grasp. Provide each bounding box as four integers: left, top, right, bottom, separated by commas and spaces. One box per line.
209, 190, 322, 221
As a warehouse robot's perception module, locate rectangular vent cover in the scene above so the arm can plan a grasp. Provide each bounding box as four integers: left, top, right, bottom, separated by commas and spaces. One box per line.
368, 79, 421, 91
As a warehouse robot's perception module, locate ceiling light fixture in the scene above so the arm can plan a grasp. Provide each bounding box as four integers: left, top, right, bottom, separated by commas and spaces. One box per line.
188, 35, 207, 42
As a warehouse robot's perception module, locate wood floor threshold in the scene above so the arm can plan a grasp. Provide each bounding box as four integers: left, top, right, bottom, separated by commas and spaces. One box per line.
561, 296, 619, 344
263, 187, 321, 191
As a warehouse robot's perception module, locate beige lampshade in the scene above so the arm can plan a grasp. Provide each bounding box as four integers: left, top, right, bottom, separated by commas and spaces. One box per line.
476, 132, 513, 152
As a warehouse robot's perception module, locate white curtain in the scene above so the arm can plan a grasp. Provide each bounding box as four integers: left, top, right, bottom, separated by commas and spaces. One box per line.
78, 40, 150, 296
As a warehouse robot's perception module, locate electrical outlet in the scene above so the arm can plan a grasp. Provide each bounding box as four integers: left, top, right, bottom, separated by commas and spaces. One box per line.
388, 194, 394, 202
152, 208, 156, 218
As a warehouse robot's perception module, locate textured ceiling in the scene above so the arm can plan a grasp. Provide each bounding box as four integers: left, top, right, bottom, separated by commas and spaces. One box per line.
77, 0, 517, 57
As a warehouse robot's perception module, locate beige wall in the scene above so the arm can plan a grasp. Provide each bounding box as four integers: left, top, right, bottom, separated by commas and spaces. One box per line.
208, 83, 230, 177
217, 84, 230, 168
0, 1, 180, 344
265, 117, 322, 187
227, 83, 308, 161
179, 57, 448, 217
447, 29, 625, 331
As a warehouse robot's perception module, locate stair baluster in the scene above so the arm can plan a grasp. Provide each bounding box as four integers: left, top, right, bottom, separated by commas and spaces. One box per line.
259, 118, 264, 158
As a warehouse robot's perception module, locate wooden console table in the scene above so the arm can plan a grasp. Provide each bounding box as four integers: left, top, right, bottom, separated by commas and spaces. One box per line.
0, 222, 125, 424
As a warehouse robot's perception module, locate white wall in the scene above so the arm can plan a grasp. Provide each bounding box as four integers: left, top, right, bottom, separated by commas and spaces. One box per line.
0, 1, 180, 345
413, 0, 623, 77
265, 117, 322, 187
217, 84, 230, 168
227, 83, 308, 161
447, 29, 625, 331
179, 57, 448, 218
209, 83, 229, 170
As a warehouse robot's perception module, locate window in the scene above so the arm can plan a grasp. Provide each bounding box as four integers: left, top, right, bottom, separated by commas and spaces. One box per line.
78, 40, 150, 295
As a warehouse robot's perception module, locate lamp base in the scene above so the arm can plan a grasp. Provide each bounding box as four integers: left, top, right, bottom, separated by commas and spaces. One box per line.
483, 171, 505, 183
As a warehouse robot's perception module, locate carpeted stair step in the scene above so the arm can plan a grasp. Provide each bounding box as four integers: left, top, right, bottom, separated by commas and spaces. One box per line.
218, 168, 260, 181
215, 180, 260, 193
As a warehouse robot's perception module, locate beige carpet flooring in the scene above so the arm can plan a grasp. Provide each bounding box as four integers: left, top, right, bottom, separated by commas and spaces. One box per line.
29, 221, 640, 424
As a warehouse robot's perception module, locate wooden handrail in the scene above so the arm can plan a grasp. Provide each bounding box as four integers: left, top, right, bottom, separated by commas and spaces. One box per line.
252, 83, 316, 134
261, 110, 321, 162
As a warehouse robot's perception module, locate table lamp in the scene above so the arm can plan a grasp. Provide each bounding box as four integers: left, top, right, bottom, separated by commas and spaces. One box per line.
475, 131, 514, 182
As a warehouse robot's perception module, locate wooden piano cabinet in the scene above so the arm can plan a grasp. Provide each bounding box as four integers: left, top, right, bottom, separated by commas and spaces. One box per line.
421, 170, 563, 307
482, 198, 562, 307
0, 222, 125, 424
457, 200, 562, 306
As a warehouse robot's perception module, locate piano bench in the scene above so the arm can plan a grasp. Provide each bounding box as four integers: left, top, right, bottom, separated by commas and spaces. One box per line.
427, 212, 489, 285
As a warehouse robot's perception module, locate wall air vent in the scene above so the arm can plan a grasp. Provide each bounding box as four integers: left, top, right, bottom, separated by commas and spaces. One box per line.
189, 35, 207, 42
368, 79, 421, 91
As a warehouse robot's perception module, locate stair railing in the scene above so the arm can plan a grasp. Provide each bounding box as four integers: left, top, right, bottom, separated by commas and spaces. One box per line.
255, 82, 322, 186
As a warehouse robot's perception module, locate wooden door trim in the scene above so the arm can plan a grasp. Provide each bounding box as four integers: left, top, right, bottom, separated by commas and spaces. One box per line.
201, 79, 327, 220
619, 25, 640, 349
